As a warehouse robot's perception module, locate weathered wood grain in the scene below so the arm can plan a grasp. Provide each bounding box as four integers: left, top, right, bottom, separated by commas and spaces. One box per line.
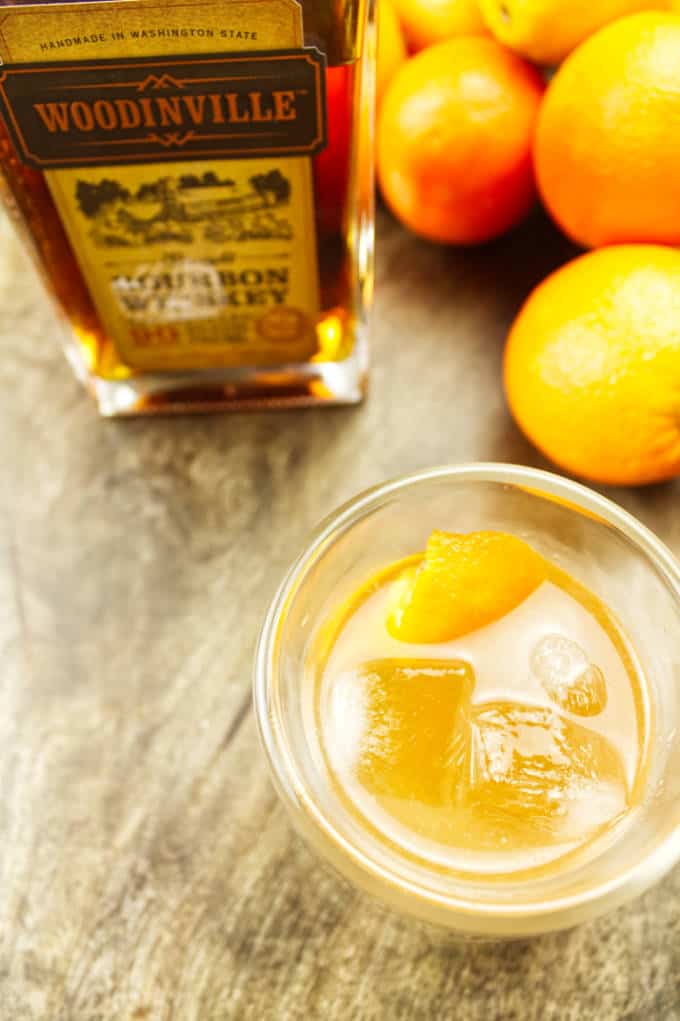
0, 207, 679, 1021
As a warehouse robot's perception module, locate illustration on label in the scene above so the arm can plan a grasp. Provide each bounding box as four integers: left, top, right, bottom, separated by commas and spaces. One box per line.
76, 168, 294, 248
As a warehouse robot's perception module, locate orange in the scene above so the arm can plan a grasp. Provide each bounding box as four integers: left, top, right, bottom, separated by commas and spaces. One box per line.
535, 12, 680, 248
377, 38, 544, 244
504, 245, 680, 486
377, 0, 407, 105
387, 531, 546, 643
391, 0, 487, 52
478, 0, 670, 66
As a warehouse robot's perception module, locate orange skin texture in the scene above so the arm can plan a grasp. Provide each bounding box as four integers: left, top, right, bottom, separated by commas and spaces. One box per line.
391, 0, 488, 52
504, 245, 680, 486
377, 0, 407, 105
377, 38, 544, 245
478, 0, 670, 66
387, 530, 547, 643
535, 12, 680, 248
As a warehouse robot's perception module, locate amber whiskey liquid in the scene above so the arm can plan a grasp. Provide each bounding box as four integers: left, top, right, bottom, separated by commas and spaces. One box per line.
317, 546, 651, 877
0, 0, 374, 414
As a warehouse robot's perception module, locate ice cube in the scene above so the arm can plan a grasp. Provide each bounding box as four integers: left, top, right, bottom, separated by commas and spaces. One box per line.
531, 634, 607, 716
462, 702, 627, 849
349, 658, 474, 806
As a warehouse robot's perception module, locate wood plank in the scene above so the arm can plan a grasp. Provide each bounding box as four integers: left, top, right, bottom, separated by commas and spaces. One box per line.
0, 208, 678, 1020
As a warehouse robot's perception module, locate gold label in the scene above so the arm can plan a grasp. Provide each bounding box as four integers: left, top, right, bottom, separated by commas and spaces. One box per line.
0, 0, 304, 61
0, 0, 323, 370
47, 156, 319, 368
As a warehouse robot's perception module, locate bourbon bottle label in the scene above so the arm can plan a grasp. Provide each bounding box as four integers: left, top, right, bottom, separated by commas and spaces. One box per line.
0, 0, 326, 370
0, 51, 327, 168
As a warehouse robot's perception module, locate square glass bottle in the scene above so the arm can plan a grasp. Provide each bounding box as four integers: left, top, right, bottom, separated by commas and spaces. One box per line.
0, 0, 375, 414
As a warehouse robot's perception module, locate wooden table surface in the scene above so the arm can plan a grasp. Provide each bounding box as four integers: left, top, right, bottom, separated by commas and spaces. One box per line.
1, 206, 679, 1021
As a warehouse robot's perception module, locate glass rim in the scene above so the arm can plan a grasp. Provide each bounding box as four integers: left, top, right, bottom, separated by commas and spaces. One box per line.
253, 462, 680, 922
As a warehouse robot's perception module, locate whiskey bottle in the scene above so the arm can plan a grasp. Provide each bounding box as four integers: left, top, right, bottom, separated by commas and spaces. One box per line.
0, 0, 375, 414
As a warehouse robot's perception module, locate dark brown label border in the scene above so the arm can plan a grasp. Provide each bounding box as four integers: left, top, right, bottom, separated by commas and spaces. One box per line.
0, 47, 327, 168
